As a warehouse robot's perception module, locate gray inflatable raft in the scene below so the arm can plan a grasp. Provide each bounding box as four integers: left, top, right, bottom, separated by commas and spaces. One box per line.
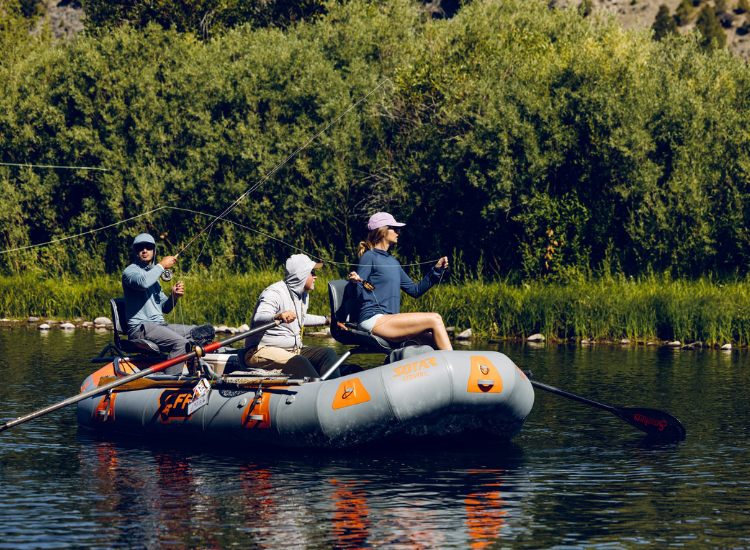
77, 350, 534, 447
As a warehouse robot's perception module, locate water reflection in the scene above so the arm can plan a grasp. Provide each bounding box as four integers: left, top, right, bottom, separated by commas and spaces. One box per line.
329, 480, 370, 548
1, 329, 750, 548
465, 470, 507, 549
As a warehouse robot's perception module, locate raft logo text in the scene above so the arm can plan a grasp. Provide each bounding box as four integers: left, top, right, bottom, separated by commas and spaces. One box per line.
393, 357, 438, 381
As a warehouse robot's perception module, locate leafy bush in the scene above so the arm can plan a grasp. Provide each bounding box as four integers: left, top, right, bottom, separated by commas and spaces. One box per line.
2, 0, 750, 283
80, 0, 328, 38
676, 0, 694, 24
652, 4, 679, 39
696, 3, 727, 49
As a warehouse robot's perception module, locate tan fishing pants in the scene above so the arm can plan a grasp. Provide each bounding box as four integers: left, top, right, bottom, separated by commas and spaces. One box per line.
243, 345, 340, 379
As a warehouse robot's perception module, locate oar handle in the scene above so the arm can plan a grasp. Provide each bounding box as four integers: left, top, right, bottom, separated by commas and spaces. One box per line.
0, 320, 279, 433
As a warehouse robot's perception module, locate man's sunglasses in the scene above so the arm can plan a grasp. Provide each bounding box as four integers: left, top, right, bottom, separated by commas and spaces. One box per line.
310, 269, 317, 276
135, 243, 155, 252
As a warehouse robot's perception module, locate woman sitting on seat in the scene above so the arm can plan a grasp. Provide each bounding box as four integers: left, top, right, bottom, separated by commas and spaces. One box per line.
348, 212, 452, 351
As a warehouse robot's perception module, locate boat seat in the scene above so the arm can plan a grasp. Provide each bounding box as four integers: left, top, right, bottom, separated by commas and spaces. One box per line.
328, 280, 393, 352
110, 298, 161, 355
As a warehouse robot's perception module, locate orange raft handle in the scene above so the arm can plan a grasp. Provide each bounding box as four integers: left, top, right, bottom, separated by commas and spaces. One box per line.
0, 320, 280, 433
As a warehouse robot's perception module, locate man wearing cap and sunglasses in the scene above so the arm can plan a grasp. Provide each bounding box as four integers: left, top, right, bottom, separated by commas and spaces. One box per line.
122, 233, 215, 374
242, 254, 340, 379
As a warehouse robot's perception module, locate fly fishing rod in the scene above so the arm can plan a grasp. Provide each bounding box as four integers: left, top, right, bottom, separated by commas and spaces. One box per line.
158, 79, 392, 282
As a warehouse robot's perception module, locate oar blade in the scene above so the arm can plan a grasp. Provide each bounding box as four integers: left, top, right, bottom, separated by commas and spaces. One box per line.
615, 407, 686, 441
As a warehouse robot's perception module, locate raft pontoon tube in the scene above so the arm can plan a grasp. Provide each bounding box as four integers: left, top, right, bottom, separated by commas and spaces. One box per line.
77, 350, 534, 448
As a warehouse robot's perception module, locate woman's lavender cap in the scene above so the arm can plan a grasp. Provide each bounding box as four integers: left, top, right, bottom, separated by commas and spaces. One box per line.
367, 212, 406, 231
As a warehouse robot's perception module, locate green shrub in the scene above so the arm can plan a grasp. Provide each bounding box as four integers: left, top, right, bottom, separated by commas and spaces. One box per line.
652, 4, 679, 39
676, 0, 695, 24
696, 3, 728, 49
2, 0, 750, 283
80, 0, 328, 38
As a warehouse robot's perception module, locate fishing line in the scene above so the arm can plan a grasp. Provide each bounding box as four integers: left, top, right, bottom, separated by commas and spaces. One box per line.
430, 268, 445, 313
0, 162, 109, 171
174, 224, 215, 328
173, 78, 393, 260
0, 207, 168, 254
167, 206, 440, 268
0, 202, 441, 269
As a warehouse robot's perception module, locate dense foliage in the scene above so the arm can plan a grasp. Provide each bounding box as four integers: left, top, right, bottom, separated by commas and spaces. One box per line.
80, 0, 328, 38
652, 4, 678, 40
2, 0, 750, 282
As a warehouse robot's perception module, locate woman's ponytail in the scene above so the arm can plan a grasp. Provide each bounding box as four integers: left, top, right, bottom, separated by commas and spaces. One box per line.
358, 227, 390, 258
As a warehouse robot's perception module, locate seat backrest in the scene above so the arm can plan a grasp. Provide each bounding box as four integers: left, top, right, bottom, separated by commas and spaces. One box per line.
110, 298, 127, 346
328, 280, 392, 351
328, 280, 352, 322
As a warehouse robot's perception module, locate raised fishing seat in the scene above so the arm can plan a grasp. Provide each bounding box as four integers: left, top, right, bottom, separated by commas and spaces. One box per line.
109, 298, 160, 355
328, 280, 393, 353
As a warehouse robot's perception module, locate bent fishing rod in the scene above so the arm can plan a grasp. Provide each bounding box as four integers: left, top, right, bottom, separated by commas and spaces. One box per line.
0, 320, 280, 433
158, 79, 392, 282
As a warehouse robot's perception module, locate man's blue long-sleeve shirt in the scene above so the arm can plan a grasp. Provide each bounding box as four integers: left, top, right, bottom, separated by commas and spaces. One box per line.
122, 261, 175, 334
351, 248, 444, 324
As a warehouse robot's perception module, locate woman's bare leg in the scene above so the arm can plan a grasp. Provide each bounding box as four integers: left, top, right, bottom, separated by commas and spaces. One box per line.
372, 312, 453, 351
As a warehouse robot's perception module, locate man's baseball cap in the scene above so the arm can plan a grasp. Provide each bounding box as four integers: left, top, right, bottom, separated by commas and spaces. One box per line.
367, 212, 406, 231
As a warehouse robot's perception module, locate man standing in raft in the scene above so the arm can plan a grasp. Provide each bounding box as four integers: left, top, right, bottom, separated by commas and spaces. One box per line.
122, 233, 214, 374
348, 212, 452, 350
242, 254, 340, 379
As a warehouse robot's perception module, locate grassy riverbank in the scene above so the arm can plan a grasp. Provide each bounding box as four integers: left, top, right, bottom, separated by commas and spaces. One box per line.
3, 271, 750, 346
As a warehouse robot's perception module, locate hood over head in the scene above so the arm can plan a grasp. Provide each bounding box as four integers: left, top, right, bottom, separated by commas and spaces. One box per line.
132, 233, 157, 266
284, 254, 323, 295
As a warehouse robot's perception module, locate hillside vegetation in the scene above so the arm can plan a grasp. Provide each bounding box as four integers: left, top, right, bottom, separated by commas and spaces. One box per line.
2, 0, 750, 283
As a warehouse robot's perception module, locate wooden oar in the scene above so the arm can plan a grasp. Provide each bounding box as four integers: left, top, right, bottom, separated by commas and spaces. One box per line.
528, 376, 686, 441
0, 320, 279, 433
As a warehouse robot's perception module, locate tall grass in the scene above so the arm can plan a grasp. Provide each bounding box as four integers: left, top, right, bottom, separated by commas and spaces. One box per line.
3, 269, 750, 346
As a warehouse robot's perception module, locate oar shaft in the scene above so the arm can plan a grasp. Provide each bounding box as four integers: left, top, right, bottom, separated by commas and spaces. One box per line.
530, 380, 615, 414
0, 321, 279, 433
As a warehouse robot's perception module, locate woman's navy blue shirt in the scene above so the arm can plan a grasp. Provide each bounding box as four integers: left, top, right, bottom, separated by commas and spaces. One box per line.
352, 248, 444, 324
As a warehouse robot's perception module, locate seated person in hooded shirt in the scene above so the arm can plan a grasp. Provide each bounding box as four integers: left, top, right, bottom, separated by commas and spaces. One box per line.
242, 254, 340, 379
122, 233, 214, 374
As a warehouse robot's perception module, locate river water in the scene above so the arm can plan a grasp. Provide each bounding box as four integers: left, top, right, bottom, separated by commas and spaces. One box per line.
0, 327, 748, 549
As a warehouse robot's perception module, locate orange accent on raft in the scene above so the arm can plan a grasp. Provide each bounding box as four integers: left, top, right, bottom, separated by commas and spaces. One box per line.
155, 390, 195, 423
89, 364, 116, 388
332, 378, 371, 410
467, 356, 504, 394
242, 392, 271, 429
94, 392, 117, 423
85, 360, 152, 390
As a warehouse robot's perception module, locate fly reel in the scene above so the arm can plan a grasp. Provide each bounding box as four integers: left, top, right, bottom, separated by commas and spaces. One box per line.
161, 269, 173, 281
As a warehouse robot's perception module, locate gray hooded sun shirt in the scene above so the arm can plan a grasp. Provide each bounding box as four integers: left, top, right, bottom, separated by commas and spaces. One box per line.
245, 255, 327, 350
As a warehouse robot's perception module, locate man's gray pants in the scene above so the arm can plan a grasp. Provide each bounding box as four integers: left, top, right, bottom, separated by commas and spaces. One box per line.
130, 322, 200, 375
